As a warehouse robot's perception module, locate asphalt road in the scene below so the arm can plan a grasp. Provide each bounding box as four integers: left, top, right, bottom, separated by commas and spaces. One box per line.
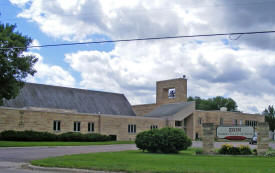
0, 144, 136, 173
0, 142, 275, 173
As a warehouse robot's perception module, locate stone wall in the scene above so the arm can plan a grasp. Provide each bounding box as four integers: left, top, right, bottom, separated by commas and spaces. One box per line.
132, 78, 187, 116
0, 107, 166, 141
156, 78, 187, 105
257, 122, 269, 155
193, 110, 265, 140
132, 104, 159, 116
202, 123, 215, 154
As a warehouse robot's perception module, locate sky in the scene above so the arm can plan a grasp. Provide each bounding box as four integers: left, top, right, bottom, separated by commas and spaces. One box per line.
1, 0, 275, 114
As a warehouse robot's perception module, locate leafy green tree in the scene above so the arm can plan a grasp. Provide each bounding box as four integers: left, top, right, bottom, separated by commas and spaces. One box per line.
263, 105, 275, 131
0, 23, 37, 105
188, 96, 238, 111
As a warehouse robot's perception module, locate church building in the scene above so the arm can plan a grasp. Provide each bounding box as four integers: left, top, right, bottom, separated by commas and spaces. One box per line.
0, 77, 264, 140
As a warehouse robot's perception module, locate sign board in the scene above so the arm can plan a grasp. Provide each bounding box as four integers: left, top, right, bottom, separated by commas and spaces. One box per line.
217, 126, 254, 140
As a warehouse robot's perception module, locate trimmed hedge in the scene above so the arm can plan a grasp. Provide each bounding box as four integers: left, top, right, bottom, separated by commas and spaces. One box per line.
135, 127, 192, 153
0, 130, 112, 142
218, 144, 252, 155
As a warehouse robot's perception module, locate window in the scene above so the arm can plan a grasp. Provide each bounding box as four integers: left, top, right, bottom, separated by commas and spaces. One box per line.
245, 120, 258, 127
234, 119, 238, 126
168, 88, 176, 98
240, 120, 243, 125
128, 124, 136, 133
74, 121, 81, 132
53, 120, 61, 131
150, 125, 158, 129
175, 121, 182, 127
220, 118, 223, 125
198, 118, 202, 125
88, 122, 94, 132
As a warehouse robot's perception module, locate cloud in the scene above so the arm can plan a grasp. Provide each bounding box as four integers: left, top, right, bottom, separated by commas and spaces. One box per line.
64, 39, 275, 113
10, 0, 275, 113
25, 52, 75, 87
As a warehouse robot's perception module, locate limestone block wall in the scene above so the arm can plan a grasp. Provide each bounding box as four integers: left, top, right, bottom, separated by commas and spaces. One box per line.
184, 114, 195, 140
0, 107, 99, 134
132, 104, 159, 116
156, 78, 187, 105
257, 122, 269, 155
193, 110, 265, 139
100, 115, 166, 141
0, 107, 166, 141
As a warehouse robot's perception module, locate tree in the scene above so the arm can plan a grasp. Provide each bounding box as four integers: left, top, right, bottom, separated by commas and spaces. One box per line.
0, 23, 37, 105
263, 105, 275, 131
188, 96, 238, 111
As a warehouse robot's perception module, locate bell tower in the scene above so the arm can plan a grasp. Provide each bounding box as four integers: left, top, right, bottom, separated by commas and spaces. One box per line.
156, 77, 187, 105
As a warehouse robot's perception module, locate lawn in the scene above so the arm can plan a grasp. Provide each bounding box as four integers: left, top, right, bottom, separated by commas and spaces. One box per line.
0, 141, 134, 147
31, 149, 275, 173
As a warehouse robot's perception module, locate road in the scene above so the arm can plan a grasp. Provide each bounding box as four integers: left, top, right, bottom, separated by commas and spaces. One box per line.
0, 142, 274, 173
0, 144, 136, 173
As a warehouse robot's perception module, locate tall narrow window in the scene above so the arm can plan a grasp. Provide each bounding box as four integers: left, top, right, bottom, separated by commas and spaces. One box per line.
128, 124, 136, 133
220, 118, 223, 125
88, 122, 94, 132
234, 119, 238, 126
53, 120, 61, 131
150, 125, 158, 129
198, 118, 202, 125
74, 121, 81, 132
240, 120, 243, 125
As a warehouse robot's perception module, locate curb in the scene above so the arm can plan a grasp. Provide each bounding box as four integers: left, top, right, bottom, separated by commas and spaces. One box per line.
25, 164, 123, 173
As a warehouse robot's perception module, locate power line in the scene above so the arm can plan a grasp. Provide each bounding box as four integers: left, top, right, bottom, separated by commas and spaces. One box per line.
1, 30, 275, 50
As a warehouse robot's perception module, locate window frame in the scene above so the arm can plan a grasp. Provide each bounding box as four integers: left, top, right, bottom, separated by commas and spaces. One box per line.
150, 125, 158, 130
220, 118, 223, 125
53, 120, 61, 131
74, 121, 81, 132
128, 124, 136, 133
88, 122, 94, 132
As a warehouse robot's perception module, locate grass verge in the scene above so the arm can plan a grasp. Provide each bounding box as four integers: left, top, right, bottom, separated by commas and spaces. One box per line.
0, 141, 134, 147
31, 148, 275, 173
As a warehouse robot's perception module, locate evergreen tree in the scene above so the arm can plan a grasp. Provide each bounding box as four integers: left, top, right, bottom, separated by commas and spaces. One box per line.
263, 105, 275, 131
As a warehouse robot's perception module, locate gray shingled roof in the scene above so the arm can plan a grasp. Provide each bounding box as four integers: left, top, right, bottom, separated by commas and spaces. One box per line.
3, 83, 136, 116
144, 102, 193, 118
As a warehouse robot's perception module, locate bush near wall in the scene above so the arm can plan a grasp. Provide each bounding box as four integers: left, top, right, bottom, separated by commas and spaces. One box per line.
0, 130, 111, 142
135, 127, 192, 153
218, 144, 252, 155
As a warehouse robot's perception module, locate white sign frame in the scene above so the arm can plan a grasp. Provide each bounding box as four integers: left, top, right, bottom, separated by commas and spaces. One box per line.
216, 126, 254, 139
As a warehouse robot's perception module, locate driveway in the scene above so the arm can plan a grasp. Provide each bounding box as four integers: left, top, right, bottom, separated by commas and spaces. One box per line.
0, 144, 137, 173
0, 142, 274, 173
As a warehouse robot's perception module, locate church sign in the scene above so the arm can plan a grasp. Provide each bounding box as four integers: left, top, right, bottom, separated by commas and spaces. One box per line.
217, 126, 254, 140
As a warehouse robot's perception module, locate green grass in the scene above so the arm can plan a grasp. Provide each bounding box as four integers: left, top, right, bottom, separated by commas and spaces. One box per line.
0, 141, 134, 147
31, 149, 275, 173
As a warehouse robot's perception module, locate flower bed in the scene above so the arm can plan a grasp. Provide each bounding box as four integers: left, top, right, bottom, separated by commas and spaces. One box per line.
218, 144, 252, 155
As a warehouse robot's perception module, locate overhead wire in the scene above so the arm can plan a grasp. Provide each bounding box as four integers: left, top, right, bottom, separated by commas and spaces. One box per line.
1, 30, 275, 50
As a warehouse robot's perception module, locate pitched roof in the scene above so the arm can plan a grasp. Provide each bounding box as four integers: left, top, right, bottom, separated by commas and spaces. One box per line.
3, 83, 136, 116
144, 101, 194, 118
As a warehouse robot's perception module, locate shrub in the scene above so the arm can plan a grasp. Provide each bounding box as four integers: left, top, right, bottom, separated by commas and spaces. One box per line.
218, 144, 252, 155
239, 145, 252, 155
265, 150, 275, 157
135, 127, 192, 153
0, 130, 111, 142
195, 148, 203, 155
253, 149, 257, 155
